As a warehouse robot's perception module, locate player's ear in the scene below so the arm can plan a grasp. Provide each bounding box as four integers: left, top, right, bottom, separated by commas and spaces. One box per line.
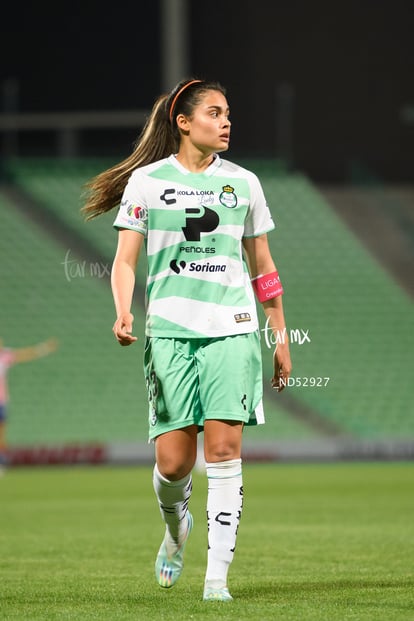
176, 114, 190, 132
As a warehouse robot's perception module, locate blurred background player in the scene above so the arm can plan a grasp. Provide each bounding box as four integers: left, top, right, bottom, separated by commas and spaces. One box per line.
0, 337, 58, 469
82, 78, 292, 601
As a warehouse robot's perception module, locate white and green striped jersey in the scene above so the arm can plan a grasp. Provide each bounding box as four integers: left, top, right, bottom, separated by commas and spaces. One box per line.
113, 154, 275, 338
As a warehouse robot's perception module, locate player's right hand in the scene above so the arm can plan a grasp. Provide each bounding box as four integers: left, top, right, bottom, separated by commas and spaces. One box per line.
112, 313, 138, 346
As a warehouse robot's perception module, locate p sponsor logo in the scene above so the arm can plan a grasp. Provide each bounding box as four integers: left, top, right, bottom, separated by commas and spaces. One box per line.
182, 206, 219, 241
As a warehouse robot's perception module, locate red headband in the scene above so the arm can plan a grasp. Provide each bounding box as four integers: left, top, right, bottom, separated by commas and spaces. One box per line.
169, 80, 202, 123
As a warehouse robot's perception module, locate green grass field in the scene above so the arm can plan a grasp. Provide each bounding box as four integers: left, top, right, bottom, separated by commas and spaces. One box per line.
0, 463, 413, 621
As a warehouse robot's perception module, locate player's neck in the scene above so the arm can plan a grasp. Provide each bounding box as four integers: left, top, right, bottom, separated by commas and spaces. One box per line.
175, 148, 215, 174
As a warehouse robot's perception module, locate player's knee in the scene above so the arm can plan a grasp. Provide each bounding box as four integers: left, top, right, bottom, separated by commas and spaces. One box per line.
205, 442, 240, 463
157, 457, 194, 481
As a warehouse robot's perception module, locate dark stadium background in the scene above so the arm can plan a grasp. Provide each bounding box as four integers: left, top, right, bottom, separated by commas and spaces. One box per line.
1, 0, 413, 181
0, 0, 413, 464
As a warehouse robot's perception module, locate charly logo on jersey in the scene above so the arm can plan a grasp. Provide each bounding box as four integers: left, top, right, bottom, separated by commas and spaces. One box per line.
219, 185, 237, 208
160, 189, 176, 205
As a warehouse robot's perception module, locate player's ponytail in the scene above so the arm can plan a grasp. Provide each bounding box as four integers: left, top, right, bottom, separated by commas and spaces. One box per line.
82, 93, 175, 220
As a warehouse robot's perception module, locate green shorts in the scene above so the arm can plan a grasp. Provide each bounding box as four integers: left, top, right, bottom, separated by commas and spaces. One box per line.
143, 331, 264, 440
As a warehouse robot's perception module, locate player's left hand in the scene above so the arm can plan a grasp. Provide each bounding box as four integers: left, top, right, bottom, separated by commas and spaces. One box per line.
271, 342, 292, 392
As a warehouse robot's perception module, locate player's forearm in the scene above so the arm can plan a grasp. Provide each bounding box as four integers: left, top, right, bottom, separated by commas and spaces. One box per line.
111, 259, 136, 317
13, 340, 56, 364
14, 347, 41, 363
262, 296, 288, 339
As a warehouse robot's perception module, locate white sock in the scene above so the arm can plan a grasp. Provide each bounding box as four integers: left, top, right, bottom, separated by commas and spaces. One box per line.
152, 464, 192, 545
205, 459, 243, 587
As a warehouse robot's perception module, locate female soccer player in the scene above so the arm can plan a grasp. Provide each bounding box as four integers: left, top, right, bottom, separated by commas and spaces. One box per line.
83, 78, 292, 601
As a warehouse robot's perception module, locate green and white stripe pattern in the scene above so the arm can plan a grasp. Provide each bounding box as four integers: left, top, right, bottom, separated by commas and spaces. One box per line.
113, 155, 275, 338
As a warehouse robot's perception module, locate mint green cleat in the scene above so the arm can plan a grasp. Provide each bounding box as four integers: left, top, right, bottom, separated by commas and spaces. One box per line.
203, 581, 233, 602
155, 512, 193, 588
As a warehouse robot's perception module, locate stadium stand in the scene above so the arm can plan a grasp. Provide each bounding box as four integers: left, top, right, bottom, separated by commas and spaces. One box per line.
0, 189, 149, 444
254, 170, 414, 439
1, 159, 413, 460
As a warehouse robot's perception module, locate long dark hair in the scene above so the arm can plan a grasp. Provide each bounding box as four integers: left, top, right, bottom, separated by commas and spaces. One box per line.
81, 78, 226, 220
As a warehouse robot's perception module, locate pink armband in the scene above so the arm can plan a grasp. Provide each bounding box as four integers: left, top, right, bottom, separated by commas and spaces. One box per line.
251, 271, 284, 303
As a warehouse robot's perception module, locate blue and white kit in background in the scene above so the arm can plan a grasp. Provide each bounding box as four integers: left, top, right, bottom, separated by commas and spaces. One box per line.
113, 154, 276, 340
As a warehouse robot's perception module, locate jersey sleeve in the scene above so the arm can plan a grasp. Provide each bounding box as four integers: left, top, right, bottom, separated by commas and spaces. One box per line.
113, 170, 148, 236
243, 172, 275, 238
